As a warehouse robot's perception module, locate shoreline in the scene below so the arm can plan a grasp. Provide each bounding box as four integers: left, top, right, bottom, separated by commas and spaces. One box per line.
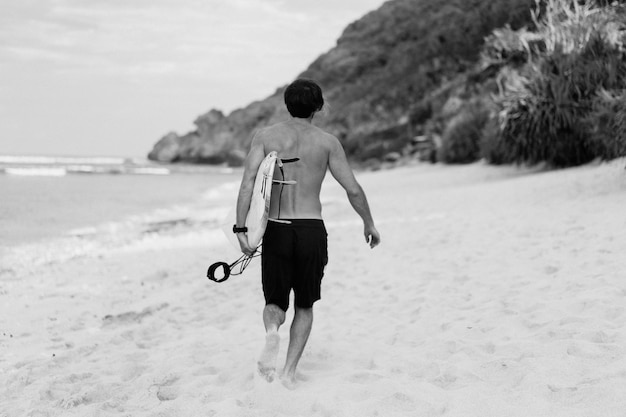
0, 169, 240, 251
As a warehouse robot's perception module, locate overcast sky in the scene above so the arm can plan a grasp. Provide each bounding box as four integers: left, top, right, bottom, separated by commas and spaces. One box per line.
0, 0, 387, 157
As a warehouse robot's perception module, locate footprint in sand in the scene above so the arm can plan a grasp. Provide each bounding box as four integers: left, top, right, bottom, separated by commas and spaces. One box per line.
257, 331, 280, 382
151, 374, 180, 402
348, 371, 384, 384
478, 359, 525, 389
102, 303, 169, 326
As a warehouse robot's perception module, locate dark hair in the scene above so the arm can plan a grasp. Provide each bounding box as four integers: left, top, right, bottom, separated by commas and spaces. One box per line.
284, 79, 324, 118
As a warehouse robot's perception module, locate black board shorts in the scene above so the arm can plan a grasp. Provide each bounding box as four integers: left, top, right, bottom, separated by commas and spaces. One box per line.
262, 219, 328, 311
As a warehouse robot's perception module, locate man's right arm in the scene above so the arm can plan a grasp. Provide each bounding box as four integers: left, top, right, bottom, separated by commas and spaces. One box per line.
235, 131, 266, 255
328, 136, 380, 248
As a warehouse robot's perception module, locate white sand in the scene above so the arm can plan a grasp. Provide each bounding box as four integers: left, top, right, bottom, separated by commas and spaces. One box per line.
2, 159, 626, 417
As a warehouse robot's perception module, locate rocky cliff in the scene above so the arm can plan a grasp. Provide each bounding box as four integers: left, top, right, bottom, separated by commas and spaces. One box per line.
148, 0, 535, 166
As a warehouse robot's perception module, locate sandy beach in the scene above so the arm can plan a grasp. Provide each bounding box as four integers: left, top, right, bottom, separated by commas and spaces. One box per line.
2, 159, 626, 417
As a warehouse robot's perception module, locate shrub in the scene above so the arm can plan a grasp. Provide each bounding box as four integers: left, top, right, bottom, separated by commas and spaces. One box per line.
482, 25, 545, 66
530, 0, 621, 54
584, 89, 626, 159
438, 100, 491, 163
498, 48, 589, 166
480, 0, 626, 67
496, 32, 626, 166
482, 0, 626, 166
480, 116, 515, 164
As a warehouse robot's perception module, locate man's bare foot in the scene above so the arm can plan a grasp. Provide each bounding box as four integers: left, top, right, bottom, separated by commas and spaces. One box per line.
279, 371, 307, 389
257, 331, 280, 382
279, 373, 297, 390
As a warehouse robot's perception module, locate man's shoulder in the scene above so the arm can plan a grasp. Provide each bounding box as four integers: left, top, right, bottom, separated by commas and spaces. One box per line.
253, 124, 273, 138
320, 131, 341, 150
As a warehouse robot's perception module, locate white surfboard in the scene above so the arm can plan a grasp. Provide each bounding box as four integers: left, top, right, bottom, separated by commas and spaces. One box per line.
245, 151, 278, 248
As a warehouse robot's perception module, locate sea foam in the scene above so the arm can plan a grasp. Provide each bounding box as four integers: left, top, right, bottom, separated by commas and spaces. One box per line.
0, 180, 240, 280
0, 154, 235, 176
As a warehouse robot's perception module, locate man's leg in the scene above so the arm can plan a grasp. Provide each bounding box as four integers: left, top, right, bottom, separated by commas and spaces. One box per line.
258, 304, 285, 381
281, 306, 313, 386
263, 303, 286, 332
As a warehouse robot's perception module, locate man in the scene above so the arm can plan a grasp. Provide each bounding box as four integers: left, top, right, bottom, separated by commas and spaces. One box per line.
234, 78, 380, 388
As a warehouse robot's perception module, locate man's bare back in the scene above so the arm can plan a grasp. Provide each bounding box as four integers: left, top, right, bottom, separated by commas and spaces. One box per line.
262, 119, 332, 220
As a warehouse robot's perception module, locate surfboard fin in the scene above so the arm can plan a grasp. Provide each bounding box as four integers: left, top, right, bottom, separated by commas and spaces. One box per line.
277, 157, 299, 168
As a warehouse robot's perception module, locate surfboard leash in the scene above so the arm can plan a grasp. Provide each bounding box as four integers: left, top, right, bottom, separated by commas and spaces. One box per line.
207, 246, 262, 283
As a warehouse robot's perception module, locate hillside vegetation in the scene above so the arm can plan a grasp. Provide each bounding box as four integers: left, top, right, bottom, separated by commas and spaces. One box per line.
149, 0, 535, 165
433, 0, 626, 167
298, 0, 535, 161
149, 0, 626, 169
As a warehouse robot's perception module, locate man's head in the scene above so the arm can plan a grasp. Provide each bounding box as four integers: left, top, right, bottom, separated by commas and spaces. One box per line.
284, 79, 324, 119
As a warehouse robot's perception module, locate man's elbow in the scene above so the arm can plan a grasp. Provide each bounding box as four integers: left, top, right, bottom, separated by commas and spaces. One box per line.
345, 184, 363, 199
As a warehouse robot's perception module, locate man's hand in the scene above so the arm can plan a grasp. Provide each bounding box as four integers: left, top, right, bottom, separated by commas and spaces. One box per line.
237, 233, 256, 256
364, 225, 380, 249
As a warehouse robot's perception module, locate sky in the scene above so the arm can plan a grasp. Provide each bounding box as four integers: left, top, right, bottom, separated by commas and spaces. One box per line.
0, 0, 387, 157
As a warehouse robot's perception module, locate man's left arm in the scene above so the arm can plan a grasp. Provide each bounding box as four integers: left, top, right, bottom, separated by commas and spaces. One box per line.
235, 132, 266, 255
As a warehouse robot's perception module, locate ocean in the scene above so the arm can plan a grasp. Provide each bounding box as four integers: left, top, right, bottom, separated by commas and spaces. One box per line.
0, 155, 241, 276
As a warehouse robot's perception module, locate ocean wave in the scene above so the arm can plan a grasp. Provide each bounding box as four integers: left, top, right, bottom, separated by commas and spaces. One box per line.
0, 166, 174, 176
201, 180, 239, 202
2, 167, 68, 176
0, 155, 128, 165
0, 158, 237, 177
0, 183, 237, 279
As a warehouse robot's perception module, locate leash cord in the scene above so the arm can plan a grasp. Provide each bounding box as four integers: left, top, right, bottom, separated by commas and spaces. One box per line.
206, 246, 261, 283
230, 247, 262, 276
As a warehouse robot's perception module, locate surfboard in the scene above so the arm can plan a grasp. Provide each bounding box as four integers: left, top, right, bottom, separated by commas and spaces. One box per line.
220, 152, 277, 251
245, 151, 278, 248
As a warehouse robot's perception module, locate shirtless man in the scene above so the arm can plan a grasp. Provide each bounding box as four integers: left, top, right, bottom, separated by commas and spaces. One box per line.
234, 79, 380, 387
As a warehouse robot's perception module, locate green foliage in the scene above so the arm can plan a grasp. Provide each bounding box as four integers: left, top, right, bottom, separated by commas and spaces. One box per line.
530, 0, 622, 54
302, 0, 536, 149
480, 0, 626, 167
584, 89, 626, 159
496, 32, 626, 166
438, 101, 491, 163
480, 117, 518, 164
482, 25, 545, 66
